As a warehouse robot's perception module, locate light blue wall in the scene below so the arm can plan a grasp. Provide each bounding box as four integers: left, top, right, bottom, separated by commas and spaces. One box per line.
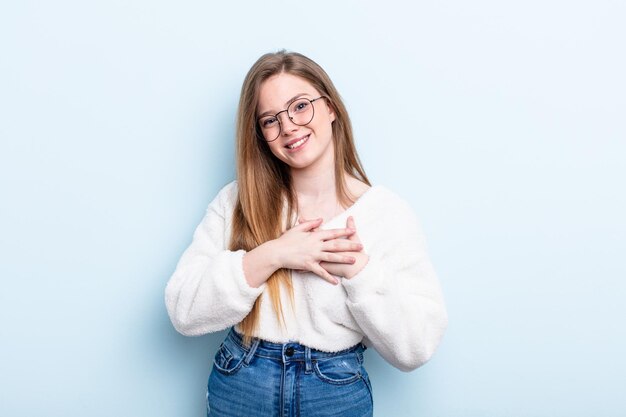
1, 1, 624, 416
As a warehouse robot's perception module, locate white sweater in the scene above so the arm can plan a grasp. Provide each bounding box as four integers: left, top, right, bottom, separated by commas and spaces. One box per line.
165, 180, 448, 372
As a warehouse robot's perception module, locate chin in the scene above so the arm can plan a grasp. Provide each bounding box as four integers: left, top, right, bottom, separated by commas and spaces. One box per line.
283, 155, 315, 170
284, 159, 312, 170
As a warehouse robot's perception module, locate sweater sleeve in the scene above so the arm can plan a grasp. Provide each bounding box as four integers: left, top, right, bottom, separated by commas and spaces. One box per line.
341, 196, 448, 372
164, 181, 266, 336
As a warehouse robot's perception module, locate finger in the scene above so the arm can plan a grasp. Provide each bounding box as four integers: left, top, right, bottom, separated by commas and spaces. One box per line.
318, 227, 356, 241
320, 252, 356, 264
310, 263, 339, 285
297, 218, 323, 231
346, 216, 360, 242
319, 261, 345, 278
321, 240, 363, 252
299, 217, 322, 232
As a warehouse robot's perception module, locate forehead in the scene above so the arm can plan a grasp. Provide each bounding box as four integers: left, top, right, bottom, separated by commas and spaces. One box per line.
257, 73, 320, 113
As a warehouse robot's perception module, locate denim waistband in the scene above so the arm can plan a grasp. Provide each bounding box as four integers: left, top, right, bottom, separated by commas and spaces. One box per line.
226, 326, 366, 363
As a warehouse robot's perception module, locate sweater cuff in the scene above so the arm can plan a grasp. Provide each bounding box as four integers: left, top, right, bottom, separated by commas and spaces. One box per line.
232, 249, 266, 298
341, 255, 387, 302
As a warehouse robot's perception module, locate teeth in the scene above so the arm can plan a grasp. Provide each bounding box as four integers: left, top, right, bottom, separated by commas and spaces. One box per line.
287, 135, 308, 149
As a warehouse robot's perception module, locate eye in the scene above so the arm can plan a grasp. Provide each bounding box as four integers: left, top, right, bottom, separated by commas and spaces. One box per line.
260, 117, 277, 128
291, 100, 310, 113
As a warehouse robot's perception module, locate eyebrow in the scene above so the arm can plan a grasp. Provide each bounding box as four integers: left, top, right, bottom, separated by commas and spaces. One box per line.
257, 93, 311, 118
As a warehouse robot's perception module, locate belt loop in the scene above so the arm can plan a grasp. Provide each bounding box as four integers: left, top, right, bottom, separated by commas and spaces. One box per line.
304, 345, 313, 374
243, 338, 260, 366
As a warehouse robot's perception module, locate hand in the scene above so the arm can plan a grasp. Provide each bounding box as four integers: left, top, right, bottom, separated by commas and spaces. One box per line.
319, 216, 369, 280
273, 218, 364, 285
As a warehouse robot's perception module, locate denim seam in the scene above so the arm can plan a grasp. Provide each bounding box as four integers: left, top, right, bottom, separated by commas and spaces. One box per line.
243, 338, 259, 366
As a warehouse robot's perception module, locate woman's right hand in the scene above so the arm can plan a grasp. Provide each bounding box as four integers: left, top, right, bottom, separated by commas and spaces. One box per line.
273, 218, 363, 285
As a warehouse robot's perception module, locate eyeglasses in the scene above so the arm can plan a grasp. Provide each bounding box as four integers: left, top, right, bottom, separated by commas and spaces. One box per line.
257, 96, 327, 142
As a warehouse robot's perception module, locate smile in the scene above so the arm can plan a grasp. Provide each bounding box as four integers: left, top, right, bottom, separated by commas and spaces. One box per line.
285, 135, 310, 151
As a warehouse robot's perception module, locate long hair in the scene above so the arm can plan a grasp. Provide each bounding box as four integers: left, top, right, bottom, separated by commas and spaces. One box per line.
229, 50, 370, 347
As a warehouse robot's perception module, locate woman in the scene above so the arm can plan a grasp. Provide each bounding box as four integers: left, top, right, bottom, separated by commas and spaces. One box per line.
165, 50, 448, 417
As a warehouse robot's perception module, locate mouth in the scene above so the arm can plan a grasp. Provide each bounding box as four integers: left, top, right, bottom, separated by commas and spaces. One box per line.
284, 134, 310, 151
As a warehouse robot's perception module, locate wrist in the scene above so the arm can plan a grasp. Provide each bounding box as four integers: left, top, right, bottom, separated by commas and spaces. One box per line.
262, 239, 283, 271
242, 239, 282, 288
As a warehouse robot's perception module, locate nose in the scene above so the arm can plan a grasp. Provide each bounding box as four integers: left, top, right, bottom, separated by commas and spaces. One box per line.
278, 111, 298, 136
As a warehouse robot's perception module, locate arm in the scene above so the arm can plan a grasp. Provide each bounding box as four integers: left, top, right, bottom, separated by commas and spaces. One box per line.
342, 198, 448, 372
243, 240, 282, 288
164, 182, 271, 336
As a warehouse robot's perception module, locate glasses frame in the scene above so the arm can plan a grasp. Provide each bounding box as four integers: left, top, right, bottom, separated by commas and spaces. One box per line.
256, 96, 327, 142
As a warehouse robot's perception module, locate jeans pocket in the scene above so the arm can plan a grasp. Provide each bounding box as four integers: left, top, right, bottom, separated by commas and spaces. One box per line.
212, 338, 247, 376
313, 353, 362, 385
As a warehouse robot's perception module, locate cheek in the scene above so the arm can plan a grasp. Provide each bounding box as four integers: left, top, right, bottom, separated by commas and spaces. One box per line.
317, 112, 334, 131
317, 119, 334, 139
267, 142, 286, 159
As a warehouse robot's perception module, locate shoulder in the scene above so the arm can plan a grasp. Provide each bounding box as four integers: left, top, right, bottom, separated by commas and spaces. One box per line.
207, 180, 239, 215
218, 179, 238, 202
345, 175, 410, 210
362, 184, 422, 228
364, 183, 413, 211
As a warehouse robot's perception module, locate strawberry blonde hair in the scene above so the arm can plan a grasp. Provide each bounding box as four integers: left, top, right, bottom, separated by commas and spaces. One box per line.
230, 50, 370, 346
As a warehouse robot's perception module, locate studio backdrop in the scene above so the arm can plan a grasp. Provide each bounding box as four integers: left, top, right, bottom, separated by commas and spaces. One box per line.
1, 1, 624, 416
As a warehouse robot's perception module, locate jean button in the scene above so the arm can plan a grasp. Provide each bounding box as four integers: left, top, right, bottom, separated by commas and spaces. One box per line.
285, 347, 294, 356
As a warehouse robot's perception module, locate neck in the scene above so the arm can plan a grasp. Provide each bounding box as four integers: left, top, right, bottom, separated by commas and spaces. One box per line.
290, 145, 337, 201
291, 168, 337, 200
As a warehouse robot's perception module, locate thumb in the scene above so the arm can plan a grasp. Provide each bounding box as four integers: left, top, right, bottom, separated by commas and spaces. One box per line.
347, 216, 359, 241
346, 215, 356, 229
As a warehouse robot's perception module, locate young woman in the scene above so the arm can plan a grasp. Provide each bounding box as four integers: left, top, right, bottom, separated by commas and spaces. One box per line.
165, 50, 448, 417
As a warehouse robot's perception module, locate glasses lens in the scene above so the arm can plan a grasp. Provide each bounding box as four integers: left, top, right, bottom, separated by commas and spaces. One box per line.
289, 98, 314, 126
258, 116, 280, 141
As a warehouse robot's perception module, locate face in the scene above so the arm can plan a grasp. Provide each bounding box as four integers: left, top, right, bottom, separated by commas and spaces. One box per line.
256, 73, 336, 171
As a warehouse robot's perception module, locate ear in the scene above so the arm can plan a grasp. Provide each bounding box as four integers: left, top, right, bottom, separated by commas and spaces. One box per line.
327, 102, 336, 123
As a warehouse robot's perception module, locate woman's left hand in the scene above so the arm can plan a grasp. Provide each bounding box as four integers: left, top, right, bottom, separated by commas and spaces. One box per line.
297, 215, 369, 280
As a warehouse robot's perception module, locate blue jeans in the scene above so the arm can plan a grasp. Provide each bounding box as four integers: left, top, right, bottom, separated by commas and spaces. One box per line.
207, 326, 373, 417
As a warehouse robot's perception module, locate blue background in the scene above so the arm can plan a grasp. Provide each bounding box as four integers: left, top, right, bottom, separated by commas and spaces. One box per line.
1, 1, 624, 416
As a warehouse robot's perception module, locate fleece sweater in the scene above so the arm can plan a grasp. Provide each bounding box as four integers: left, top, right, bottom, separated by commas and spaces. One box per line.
164, 180, 448, 372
